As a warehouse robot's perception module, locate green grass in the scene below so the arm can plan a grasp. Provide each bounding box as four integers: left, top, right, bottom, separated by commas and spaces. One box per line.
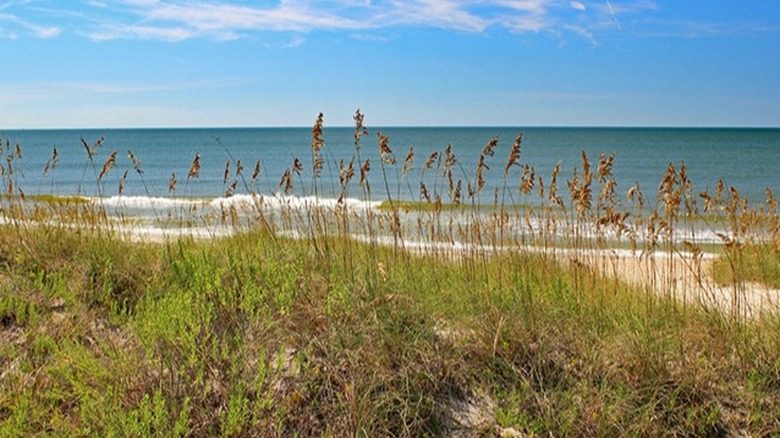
378, 199, 465, 213
711, 242, 780, 289
1, 118, 779, 435
28, 194, 91, 205
1, 224, 779, 436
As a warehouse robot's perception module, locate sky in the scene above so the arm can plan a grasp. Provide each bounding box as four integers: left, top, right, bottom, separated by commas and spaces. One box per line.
1, 0, 779, 128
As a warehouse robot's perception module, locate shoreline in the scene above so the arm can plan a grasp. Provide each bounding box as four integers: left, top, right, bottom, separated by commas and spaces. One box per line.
10, 210, 772, 318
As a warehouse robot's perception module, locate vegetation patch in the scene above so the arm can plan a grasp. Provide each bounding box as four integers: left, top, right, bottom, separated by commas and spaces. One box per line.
1, 114, 779, 435
712, 243, 780, 289
0, 225, 778, 436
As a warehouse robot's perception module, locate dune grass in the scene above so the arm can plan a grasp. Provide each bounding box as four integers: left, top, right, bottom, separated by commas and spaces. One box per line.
1, 224, 780, 436
711, 243, 780, 290
2, 112, 780, 435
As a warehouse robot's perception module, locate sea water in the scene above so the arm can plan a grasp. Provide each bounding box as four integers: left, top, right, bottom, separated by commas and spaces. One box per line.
1, 127, 778, 209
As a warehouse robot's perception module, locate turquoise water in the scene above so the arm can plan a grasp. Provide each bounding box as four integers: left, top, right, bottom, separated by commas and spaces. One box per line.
1, 127, 778, 207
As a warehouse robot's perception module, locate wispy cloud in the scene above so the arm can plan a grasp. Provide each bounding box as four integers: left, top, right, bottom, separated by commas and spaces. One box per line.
379, 0, 489, 32
604, 0, 621, 30
89, 24, 194, 41
494, 0, 548, 14
0, 1, 652, 43
348, 32, 392, 42
5, 0, 778, 45
608, 0, 657, 14
280, 34, 306, 48
630, 18, 780, 39
0, 12, 60, 38
118, 0, 369, 35
493, 0, 548, 32
563, 24, 596, 46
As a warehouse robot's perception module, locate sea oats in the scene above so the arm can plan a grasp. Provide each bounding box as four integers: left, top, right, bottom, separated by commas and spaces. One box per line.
311, 113, 325, 178
280, 169, 293, 193
401, 146, 414, 179
188, 153, 201, 179
424, 151, 438, 171
360, 159, 371, 185
312, 112, 324, 153
420, 182, 431, 203
549, 162, 565, 210
251, 160, 261, 186
128, 151, 144, 175
597, 152, 614, 183
99, 151, 118, 181
235, 160, 243, 178
504, 133, 523, 176
225, 180, 238, 197
339, 159, 355, 187
169, 173, 177, 193
43, 146, 59, 177
519, 164, 535, 195
377, 132, 395, 165
119, 169, 128, 195
353, 109, 368, 151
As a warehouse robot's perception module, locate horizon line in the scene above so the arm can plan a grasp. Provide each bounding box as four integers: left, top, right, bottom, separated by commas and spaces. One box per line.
3, 124, 779, 131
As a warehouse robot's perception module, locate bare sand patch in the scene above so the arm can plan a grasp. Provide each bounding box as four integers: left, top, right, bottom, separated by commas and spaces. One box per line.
570, 249, 780, 318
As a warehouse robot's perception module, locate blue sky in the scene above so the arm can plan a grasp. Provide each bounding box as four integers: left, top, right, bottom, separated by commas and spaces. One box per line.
1, 0, 779, 128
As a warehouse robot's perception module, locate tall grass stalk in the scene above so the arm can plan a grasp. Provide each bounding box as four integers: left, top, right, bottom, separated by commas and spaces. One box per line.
1, 112, 780, 435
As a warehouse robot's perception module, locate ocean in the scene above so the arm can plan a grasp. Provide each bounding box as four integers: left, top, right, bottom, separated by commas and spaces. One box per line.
1, 127, 778, 208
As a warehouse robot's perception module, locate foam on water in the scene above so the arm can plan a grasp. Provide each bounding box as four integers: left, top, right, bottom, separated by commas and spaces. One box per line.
90, 193, 381, 213
208, 193, 381, 211
93, 195, 207, 209
8, 191, 769, 257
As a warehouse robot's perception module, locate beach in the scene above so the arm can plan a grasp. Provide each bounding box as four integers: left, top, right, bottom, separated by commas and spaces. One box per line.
2, 124, 780, 436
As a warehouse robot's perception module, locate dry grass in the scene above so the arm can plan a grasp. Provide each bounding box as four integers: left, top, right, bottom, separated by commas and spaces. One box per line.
1, 114, 779, 436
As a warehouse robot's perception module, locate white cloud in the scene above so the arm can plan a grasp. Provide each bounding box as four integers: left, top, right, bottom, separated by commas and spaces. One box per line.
14, 0, 768, 46
495, 0, 548, 14
563, 24, 597, 46
83, 0, 556, 39
604, 0, 621, 30
89, 24, 193, 42
629, 18, 780, 39
132, 1, 368, 34
609, 0, 657, 14
381, 0, 489, 32
0, 12, 60, 38
502, 14, 547, 33
1, 0, 653, 43
33, 24, 59, 38
349, 32, 391, 42
281, 34, 306, 48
